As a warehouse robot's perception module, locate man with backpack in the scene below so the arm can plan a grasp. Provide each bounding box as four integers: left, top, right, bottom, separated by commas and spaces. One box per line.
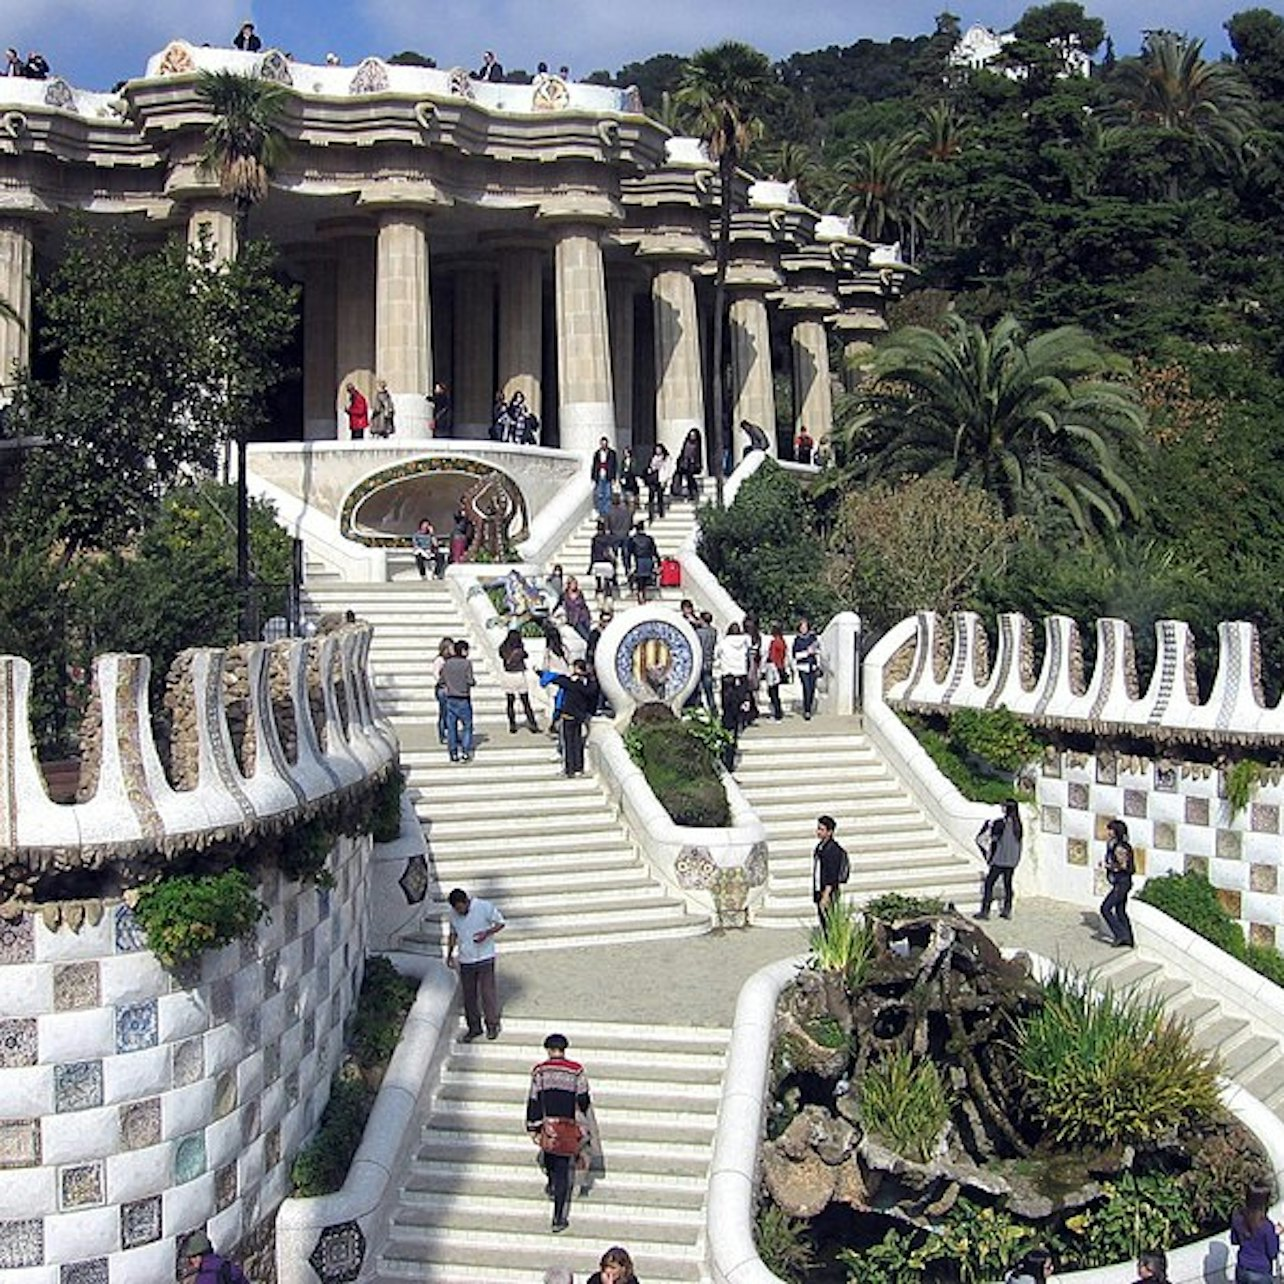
180, 1230, 250, 1284
812, 814, 849, 926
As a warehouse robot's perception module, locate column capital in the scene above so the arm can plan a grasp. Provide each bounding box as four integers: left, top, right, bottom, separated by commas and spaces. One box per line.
356, 183, 451, 213
538, 199, 623, 229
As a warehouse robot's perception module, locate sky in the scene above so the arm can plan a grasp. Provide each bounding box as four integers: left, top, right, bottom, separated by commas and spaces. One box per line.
2, 0, 1251, 92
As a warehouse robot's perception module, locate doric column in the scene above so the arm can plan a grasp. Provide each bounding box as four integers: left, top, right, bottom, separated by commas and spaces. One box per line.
334, 233, 376, 417
792, 315, 833, 448
453, 267, 495, 439
650, 261, 706, 459
729, 290, 777, 456
0, 218, 34, 403
186, 198, 237, 264
497, 245, 543, 423
375, 210, 433, 438
302, 256, 338, 440
607, 273, 640, 451
552, 223, 616, 452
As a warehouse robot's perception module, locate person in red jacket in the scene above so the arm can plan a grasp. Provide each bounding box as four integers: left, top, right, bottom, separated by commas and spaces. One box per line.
344, 383, 369, 440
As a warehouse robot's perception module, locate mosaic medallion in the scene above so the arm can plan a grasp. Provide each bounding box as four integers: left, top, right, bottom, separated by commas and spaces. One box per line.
398, 854, 429, 905
114, 904, 146, 954
55, 1061, 103, 1113
0, 914, 34, 964
115, 1000, 158, 1053
0, 1119, 40, 1169
54, 962, 101, 1012
59, 1162, 104, 1210
309, 1220, 366, 1284
119, 1098, 161, 1151
60, 1259, 108, 1284
173, 1132, 206, 1185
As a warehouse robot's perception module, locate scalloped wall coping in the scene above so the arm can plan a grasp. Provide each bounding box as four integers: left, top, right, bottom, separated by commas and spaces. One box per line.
708, 947, 1284, 1284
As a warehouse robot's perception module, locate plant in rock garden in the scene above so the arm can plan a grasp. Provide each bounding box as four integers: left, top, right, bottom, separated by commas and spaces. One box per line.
753, 1205, 816, 1284
1062, 1171, 1198, 1271
1139, 870, 1246, 958
863, 891, 947, 922
809, 897, 876, 988
857, 1047, 951, 1163
948, 706, 1042, 774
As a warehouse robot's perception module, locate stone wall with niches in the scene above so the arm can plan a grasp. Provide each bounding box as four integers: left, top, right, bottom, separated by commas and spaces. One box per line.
1035, 750, 1284, 948
0, 832, 370, 1284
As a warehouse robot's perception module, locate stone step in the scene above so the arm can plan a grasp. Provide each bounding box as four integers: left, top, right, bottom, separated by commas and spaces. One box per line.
388, 1198, 702, 1242
418, 884, 687, 920
414, 810, 630, 843
445, 1047, 725, 1083
398, 907, 707, 953
1224, 1033, 1278, 1080
400, 1164, 708, 1209
436, 1070, 722, 1111
418, 830, 634, 861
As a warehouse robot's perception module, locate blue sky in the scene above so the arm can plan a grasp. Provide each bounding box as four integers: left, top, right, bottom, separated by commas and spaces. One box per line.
5, 0, 1248, 92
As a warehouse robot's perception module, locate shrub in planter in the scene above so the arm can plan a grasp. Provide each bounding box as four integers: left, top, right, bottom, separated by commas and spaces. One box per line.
625, 706, 731, 827
1139, 871, 1247, 960
132, 868, 267, 967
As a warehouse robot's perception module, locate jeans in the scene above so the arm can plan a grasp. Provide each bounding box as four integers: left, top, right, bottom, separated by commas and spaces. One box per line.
799, 668, 818, 718
767, 681, 783, 720
699, 670, 716, 713
560, 716, 586, 775
446, 696, 473, 760
593, 475, 611, 515
980, 865, 1014, 916
544, 1150, 573, 1225
1235, 1268, 1275, 1284
459, 957, 499, 1035
1101, 877, 1133, 945
436, 690, 448, 744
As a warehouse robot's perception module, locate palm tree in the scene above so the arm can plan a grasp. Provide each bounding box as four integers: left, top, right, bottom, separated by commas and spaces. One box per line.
677, 41, 775, 507
757, 139, 823, 206
835, 136, 923, 253
837, 314, 1146, 536
196, 70, 288, 638
1108, 33, 1258, 184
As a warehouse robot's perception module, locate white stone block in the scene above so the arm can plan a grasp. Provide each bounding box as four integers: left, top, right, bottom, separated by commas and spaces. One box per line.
105, 1143, 170, 1203
42, 1201, 118, 1262
157, 991, 209, 1043
0, 1165, 55, 1215
98, 954, 166, 1005
163, 1080, 216, 1138
1211, 858, 1249, 892
260, 992, 287, 1044
204, 1112, 243, 1172
102, 1045, 169, 1104
238, 1137, 265, 1191
1181, 824, 1216, 857
0, 1064, 53, 1116
203, 1022, 245, 1076
1242, 892, 1284, 926
235, 1051, 265, 1103
111, 1239, 172, 1284
162, 1172, 215, 1239
1243, 832, 1281, 864
0, 964, 52, 1016
41, 1105, 118, 1165
34, 916, 113, 962
39, 1009, 115, 1062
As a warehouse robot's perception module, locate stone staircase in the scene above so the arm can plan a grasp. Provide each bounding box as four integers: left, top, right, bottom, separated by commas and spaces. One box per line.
733, 719, 983, 925
377, 1016, 728, 1284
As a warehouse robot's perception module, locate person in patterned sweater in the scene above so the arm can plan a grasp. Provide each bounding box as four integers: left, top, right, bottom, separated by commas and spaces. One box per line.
525, 1033, 592, 1233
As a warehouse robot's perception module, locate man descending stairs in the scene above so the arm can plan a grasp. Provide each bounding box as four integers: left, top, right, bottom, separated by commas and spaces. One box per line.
378, 1018, 727, 1284
734, 718, 983, 924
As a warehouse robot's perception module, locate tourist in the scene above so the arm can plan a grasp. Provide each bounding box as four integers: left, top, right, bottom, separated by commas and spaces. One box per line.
411, 519, 442, 580
695, 611, 718, 714
794, 426, 814, 464
433, 637, 455, 745
558, 65, 571, 80
619, 445, 641, 510
525, 1032, 592, 1233
508, 389, 537, 443
1100, 817, 1136, 948
742, 614, 763, 724
440, 639, 476, 762
587, 611, 613, 709
449, 502, 473, 563
1134, 1250, 1168, 1283
715, 622, 751, 767
429, 380, 453, 436
475, 50, 505, 81
675, 427, 703, 500
792, 618, 821, 721
605, 491, 632, 576
590, 436, 618, 517
179, 1230, 250, 1284
344, 382, 369, 440
233, 21, 262, 52
371, 379, 396, 436
490, 389, 510, 441
540, 657, 597, 775
588, 521, 617, 602
975, 799, 1023, 921
740, 418, 770, 455
540, 621, 571, 737
644, 443, 670, 521
3, 48, 23, 77
445, 887, 504, 1041
764, 621, 789, 721
499, 628, 540, 734
813, 814, 848, 927
24, 51, 49, 79
1232, 1184, 1280, 1284
1005, 1248, 1053, 1283
546, 563, 566, 613
325, 52, 341, 66
628, 522, 658, 605
587, 1247, 639, 1284
562, 576, 592, 641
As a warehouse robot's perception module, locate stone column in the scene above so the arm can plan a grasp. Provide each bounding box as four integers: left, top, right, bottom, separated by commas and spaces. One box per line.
552, 223, 615, 452
186, 198, 237, 264
375, 210, 433, 438
302, 256, 338, 440
842, 338, 876, 391
792, 315, 833, 448
0, 218, 33, 403
651, 262, 706, 459
497, 245, 543, 423
453, 268, 495, 439
729, 290, 777, 456
335, 234, 376, 424
607, 274, 638, 450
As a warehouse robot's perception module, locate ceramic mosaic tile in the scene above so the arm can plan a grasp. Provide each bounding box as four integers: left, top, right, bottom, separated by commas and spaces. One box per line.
282, 897, 298, 941
114, 904, 146, 954
1154, 762, 1178, 792
399, 855, 428, 904
120, 1195, 161, 1249
215, 1163, 237, 1212
1067, 782, 1088, 809
1123, 789, 1147, 818
309, 1220, 365, 1284
244, 1009, 261, 1048
1251, 921, 1276, 948
284, 1070, 299, 1108
240, 1101, 261, 1147
173, 1132, 206, 1184
1153, 821, 1177, 850
1041, 752, 1062, 779
329, 993, 342, 1029
1251, 863, 1279, 894
60, 1258, 108, 1284
115, 1000, 158, 1054
0, 1119, 40, 1169
1217, 887, 1242, 918
172, 1036, 204, 1089
1187, 854, 1210, 880
302, 1015, 315, 1055
240, 935, 258, 968
0, 914, 34, 964
59, 1161, 104, 1210
0, 1218, 44, 1268
1067, 837, 1089, 866
53, 962, 101, 1012
317, 961, 330, 996
213, 1072, 237, 1120
170, 960, 202, 992
0, 1017, 37, 1068
1252, 803, 1280, 833
264, 1124, 281, 1171
55, 1061, 103, 1113
209, 978, 235, 1025
1040, 805, 1062, 835
119, 1098, 161, 1150
1186, 795, 1211, 826
1096, 754, 1117, 785
1216, 829, 1243, 860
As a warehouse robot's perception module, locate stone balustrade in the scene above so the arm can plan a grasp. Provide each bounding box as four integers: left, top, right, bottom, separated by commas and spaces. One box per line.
884, 610, 1282, 745
0, 626, 396, 882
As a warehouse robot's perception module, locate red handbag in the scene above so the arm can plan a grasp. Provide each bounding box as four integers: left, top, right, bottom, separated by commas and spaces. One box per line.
538, 1117, 584, 1156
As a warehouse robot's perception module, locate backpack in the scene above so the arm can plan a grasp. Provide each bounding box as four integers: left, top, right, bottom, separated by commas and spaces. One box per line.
835, 841, 850, 884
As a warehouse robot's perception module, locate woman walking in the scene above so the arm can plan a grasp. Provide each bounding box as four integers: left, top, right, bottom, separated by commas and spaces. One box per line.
561, 576, 592, 641
499, 629, 540, 734
975, 798, 1023, 920
764, 622, 789, 721
792, 618, 821, 721
675, 427, 702, 500
1100, 817, 1136, 948
432, 637, 455, 745
1232, 1184, 1280, 1284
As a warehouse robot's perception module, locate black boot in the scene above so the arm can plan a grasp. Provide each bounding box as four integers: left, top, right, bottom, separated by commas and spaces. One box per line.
522, 694, 540, 732
506, 695, 518, 735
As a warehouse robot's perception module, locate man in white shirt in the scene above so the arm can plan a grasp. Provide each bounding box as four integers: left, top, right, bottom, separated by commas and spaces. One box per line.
445, 887, 506, 1041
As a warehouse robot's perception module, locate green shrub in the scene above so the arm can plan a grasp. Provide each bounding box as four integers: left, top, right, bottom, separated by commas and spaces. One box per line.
370, 765, 405, 844
133, 869, 267, 967
626, 709, 731, 827
864, 891, 947, 922
838, 1230, 921, 1284
1225, 759, 1263, 816
948, 706, 1041, 773
1139, 872, 1246, 960
902, 715, 1030, 805
1016, 970, 1221, 1147
290, 1076, 372, 1196
347, 956, 417, 1065
1063, 1171, 1198, 1271
278, 818, 337, 888
1246, 943, 1284, 987
857, 1048, 951, 1163
754, 1204, 817, 1284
